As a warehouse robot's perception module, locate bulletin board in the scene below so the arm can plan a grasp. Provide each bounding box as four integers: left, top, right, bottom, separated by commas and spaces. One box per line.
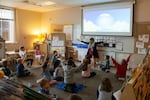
134, 22, 150, 54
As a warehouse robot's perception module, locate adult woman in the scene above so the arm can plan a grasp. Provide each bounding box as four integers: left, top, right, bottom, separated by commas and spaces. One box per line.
79, 38, 103, 67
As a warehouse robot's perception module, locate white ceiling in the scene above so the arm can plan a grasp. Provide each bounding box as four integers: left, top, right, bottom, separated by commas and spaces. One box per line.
0, 0, 123, 12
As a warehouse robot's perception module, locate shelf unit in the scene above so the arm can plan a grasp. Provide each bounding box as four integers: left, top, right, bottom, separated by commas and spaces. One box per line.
50, 33, 66, 58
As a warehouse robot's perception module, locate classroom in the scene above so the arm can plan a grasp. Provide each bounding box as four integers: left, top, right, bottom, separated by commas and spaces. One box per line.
0, 0, 150, 100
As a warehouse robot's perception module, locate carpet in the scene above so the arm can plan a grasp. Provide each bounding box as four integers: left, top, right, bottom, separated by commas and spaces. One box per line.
56, 83, 86, 93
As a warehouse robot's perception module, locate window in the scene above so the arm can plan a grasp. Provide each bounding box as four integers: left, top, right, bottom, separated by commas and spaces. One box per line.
0, 8, 15, 43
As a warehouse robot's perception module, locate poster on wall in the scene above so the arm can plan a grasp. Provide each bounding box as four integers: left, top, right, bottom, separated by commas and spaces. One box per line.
142, 34, 149, 42
136, 41, 144, 48
64, 24, 73, 40
138, 48, 146, 54
138, 34, 149, 42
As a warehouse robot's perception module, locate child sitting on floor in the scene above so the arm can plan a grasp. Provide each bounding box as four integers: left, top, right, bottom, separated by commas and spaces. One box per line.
111, 55, 131, 79
38, 79, 58, 99
82, 55, 96, 78
0, 60, 11, 77
42, 60, 57, 85
100, 55, 110, 72
51, 50, 59, 65
16, 58, 30, 77
63, 59, 83, 93
53, 60, 64, 81
97, 77, 113, 100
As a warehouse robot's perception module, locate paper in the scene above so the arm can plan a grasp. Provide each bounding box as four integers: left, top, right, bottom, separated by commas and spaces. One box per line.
136, 41, 144, 48
138, 48, 146, 54
138, 35, 143, 41
116, 42, 123, 50
64, 24, 73, 40
138, 34, 149, 42
53, 36, 59, 41
142, 34, 149, 42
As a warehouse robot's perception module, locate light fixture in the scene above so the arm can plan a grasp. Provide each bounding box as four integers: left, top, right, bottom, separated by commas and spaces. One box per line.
24, 0, 56, 7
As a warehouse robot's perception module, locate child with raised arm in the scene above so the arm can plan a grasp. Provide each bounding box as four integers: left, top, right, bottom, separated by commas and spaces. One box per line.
16, 58, 30, 77
82, 55, 96, 78
111, 55, 131, 79
64, 59, 84, 93
42, 60, 57, 85
53, 60, 64, 81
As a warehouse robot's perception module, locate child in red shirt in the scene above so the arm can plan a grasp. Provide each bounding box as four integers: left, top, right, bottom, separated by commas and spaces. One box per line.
111, 55, 131, 79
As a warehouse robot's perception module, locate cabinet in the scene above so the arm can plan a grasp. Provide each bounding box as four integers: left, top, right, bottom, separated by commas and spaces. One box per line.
51, 33, 66, 58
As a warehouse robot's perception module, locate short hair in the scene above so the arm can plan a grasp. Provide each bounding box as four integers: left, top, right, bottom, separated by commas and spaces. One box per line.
53, 50, 57, 54
19, 46, 25, 51
40, 79, 49, 88
100, 77, 113, 92
90, 37, 94, 41
17, 58, 22, 64
69, 94, 82, 100
106, 55, 110, 60
67, 59, 74, 66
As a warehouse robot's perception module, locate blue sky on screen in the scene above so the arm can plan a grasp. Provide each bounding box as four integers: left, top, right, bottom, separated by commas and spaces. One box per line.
83, 8, 131, 32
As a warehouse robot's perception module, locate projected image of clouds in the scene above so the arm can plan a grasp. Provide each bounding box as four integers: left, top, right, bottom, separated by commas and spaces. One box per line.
83, 8, 131, 32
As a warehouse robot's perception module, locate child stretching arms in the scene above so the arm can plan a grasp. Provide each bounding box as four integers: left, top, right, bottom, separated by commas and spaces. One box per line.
111, 55, 131, 79
64, 59, 84, 93
82, 55, 96, 78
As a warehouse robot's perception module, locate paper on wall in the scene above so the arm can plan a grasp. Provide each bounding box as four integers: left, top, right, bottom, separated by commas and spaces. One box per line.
138, 35, 143, 41
116, 42, 123, 51
53, 36, 59, 41
142, 34, 149, 42
138, 48, 146, 54
136, 41, 144, 48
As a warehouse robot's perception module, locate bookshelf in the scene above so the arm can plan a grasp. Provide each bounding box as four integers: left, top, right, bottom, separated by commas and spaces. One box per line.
51, 33, 66, 58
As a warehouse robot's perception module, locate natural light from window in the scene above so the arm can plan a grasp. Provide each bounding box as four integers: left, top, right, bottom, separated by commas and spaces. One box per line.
0, 8, 15, 43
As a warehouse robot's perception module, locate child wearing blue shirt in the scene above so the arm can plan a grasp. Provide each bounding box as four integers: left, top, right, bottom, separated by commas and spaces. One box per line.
16, 58, 30, 77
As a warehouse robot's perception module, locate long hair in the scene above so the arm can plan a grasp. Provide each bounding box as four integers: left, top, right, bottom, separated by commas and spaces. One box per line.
82, 55, 91, 71
100, 78, 113, 92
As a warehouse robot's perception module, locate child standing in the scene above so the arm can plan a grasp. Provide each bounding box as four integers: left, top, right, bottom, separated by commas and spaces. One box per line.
16, 58, 30, 77
111, 55, 130, 79
97, 77, 113, 100
100, 55, 110, 72
53, 60, 64, 81
82, 55, 96, 78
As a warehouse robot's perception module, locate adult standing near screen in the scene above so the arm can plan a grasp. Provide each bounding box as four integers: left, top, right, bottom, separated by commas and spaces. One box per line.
79, 37, 103, 67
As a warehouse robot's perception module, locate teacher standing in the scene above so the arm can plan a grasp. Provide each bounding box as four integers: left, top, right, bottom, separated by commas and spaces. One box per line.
79, 37, 103, 67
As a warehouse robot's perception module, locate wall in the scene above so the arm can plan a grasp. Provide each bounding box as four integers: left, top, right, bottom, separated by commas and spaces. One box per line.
134, 0, 150, 22
6, 9, 42, 51
41, 7, 81, 35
